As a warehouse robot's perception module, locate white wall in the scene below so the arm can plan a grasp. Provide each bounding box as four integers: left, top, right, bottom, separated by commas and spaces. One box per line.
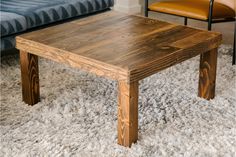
114, 0, 141, 14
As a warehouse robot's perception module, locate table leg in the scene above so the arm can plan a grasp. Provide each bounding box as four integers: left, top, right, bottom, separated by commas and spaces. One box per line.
20, 50, 40, 105
118, 80, 138, 147
198, 48, 218, 100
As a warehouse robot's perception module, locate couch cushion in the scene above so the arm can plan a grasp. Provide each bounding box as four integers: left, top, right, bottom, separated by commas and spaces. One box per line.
0, 0, 114, 37
0, 11, 27, 37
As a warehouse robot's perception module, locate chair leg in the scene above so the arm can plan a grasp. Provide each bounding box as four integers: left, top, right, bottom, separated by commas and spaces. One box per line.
145, 10, 148, 17
208, 20, 212, 31
233, 25, 235, 65
184, 17, 188, 26
145, 0, 149, 17
208, 0, 213, 31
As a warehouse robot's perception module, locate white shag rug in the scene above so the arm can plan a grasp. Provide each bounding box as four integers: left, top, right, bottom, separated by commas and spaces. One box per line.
0, 45, 236, 157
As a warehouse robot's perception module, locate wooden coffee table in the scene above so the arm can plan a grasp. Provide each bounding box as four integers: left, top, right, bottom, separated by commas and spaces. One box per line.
16, 11, 222, 147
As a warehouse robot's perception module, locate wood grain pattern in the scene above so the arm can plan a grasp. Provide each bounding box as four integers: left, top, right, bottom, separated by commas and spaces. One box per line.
198, 48, 218, 100
16, 11, 222, 84
20, 51, 40, 105
118, 81, 138, 147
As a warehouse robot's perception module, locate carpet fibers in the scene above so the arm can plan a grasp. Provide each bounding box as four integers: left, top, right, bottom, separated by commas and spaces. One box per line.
0, 45, 236, 157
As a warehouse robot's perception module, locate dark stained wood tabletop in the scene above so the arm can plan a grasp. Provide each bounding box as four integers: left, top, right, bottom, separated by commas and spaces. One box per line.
16, 11, 222, 83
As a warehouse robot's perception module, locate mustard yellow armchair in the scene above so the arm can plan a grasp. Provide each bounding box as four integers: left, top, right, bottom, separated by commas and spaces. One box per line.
145, 0, 236, 64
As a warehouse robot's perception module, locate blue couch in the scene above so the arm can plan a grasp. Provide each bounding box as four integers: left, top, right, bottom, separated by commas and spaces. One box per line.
0, 0, 114, 53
